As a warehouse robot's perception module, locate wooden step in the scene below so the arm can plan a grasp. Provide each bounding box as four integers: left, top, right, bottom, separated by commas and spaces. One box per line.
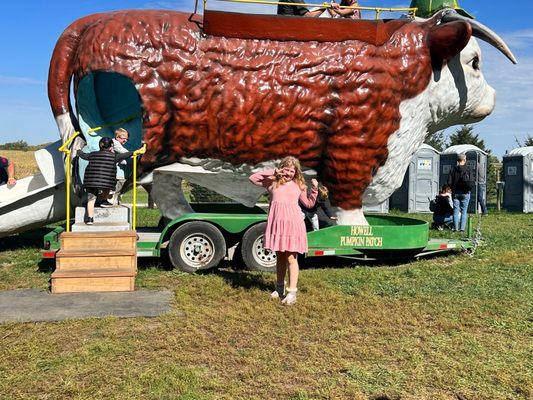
71, 222, 131, 232
56, 250, 137, 272
74, 206, 131, 224
51, 269, 135, 293
60, 231, 137, 252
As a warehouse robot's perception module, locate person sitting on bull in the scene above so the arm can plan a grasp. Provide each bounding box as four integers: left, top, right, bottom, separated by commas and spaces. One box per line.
277, 0, 329, 17
0, 156, 16, 186
77, 137, 133, 225
327, 0, 362, 19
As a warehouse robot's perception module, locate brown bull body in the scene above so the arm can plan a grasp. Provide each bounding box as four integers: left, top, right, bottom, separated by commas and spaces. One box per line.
48, 10, 437, 209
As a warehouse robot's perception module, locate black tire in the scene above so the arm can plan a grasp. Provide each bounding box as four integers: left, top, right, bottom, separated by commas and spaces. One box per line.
240, 222, 277, 273
168, 221, 226, 273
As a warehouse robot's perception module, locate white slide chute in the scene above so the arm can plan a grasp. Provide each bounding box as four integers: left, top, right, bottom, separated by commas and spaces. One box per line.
0, 141, 67, 238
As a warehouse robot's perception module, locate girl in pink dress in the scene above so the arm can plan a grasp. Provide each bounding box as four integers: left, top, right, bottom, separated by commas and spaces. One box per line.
249, 156, 318, 305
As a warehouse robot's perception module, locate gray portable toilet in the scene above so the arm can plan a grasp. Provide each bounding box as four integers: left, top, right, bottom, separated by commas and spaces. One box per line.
390, 144, 440, 213
363, 198, 389, 214
440, 144, 488, 214
503, 146, 533, 213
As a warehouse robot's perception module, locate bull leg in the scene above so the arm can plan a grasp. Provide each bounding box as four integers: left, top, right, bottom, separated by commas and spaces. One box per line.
335, 208, 368, 226
150, 172, 193, 220
56, 113, 85, 153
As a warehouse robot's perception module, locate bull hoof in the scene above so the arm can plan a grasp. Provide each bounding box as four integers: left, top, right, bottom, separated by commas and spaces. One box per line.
336, 208, 368, 225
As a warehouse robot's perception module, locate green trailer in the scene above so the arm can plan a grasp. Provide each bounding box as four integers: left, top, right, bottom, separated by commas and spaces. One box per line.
43, 203, 473, 273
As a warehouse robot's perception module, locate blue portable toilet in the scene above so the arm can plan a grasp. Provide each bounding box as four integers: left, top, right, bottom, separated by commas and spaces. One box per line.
440, 144, 488, 214
503, 146, 533, 213
390, 144, 440, 213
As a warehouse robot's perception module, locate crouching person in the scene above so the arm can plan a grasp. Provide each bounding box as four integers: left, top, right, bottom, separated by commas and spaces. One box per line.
301, 185, 337, 231
77, 137, 133, 225
431, 185, 453, 230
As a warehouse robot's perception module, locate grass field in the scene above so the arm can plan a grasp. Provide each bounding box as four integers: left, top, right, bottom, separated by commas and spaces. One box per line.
2, 149, 39, 178
0, 208, 531, 399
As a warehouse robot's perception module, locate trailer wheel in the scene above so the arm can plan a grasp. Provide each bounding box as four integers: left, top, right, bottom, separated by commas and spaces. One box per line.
168, 221, 226, 273
241, 222, 277, 273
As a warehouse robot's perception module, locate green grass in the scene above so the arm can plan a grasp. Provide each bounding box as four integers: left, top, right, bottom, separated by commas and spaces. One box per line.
0, 209, 531, 399
120, 186, 150, 204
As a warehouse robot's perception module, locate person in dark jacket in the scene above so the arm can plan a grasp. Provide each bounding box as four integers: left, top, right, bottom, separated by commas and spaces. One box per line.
447, 153, 472, 232
277, 0, 328, 17
77, 137, 133, 225
431, 185, 453, 230
301, 185, 337, 231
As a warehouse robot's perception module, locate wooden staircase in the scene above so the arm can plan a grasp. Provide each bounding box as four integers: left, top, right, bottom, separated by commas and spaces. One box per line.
51, 229, 137, 294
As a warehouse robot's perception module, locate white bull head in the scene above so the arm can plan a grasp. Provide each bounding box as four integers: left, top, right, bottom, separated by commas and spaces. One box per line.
356, 10, 517, 223
428, 9, 516, 131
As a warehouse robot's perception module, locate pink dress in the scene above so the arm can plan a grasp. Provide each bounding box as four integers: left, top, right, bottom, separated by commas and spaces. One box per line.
250, 169, 318, 254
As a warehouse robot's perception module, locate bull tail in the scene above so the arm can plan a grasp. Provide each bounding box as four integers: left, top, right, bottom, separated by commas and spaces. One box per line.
47, 13, 106, 144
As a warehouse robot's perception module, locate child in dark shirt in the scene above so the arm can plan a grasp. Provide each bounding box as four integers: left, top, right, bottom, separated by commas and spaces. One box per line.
77, 137, 133, 225
431, 185, 454, 230
301, 185, 337, 231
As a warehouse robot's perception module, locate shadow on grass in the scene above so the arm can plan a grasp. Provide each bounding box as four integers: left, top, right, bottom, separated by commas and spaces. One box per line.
213, 269, 272, 291
301, 251, 460, 270
37, 258, 55, 273
137, 252, 173, 271
0, 228, 52, 252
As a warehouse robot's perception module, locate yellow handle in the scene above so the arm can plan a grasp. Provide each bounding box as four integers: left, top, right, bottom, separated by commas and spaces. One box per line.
58, 131, 81, 232
132, 143, 147, 231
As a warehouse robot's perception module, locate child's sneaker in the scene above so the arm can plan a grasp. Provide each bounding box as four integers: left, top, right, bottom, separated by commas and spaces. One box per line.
270, 282, 286, 300
85, 217, 94, 225
99, 200, 113, 208
281, 288, 297, 306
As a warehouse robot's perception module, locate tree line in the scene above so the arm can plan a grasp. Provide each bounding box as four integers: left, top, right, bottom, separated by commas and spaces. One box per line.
0, 140, 53, 151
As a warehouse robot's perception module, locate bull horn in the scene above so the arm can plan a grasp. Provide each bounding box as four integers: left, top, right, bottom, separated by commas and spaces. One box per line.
440, 9, 517, 64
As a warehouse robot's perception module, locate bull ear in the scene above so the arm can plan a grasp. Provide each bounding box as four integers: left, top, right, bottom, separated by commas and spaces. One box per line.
428, 21, 472, 69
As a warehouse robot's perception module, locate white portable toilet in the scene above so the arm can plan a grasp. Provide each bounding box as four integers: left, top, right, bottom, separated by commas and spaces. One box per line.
390, 144, 440, 213
440, 144, 488, 214
503, 146, 533, 213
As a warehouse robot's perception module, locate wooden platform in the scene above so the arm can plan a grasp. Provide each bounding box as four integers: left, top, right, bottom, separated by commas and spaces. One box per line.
51, 231, 137, 294
203, 10, 410, 45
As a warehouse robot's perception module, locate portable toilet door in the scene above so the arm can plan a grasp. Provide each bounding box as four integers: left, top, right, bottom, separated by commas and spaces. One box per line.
503, 146, 533, 212
390, 172, 409, 211
408, 144, 440, 212
473, 150, 488, 213
440, 144, 487, 214
390, 144, 440, 213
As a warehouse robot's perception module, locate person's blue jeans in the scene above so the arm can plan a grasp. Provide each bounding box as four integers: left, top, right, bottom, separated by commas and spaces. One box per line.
453, 192, 471, 231
477, 183, 487, 214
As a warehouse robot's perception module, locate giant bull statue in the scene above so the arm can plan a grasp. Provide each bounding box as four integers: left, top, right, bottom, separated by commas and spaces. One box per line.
48, 8, 515, 224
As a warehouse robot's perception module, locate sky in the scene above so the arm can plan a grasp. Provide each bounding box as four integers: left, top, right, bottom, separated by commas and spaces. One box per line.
0, 0, 532, 158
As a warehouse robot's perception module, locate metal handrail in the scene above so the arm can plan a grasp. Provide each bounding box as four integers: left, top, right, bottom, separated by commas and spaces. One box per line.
201, 0, 417, 19
58, 131, 81, 232
132, 144, 147, 230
